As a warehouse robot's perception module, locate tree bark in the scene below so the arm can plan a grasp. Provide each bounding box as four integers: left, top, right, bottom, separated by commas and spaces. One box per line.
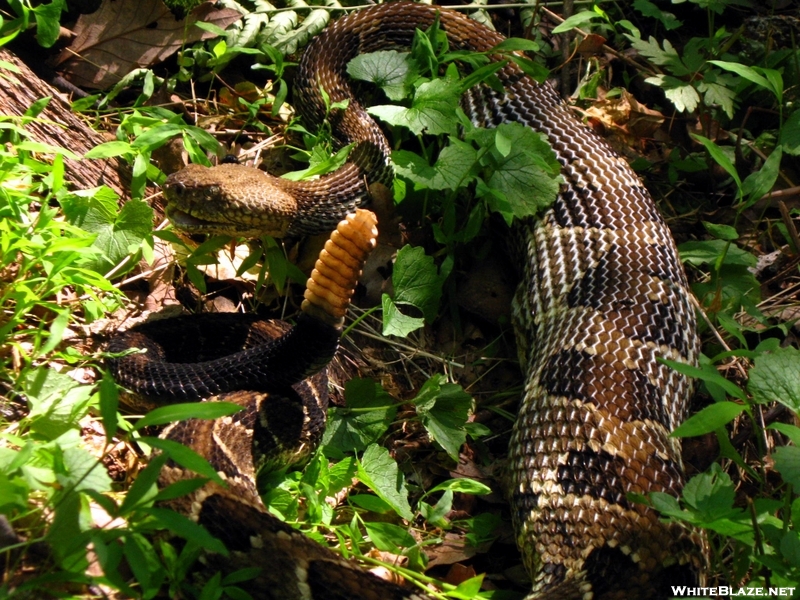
0, 48, 131, 198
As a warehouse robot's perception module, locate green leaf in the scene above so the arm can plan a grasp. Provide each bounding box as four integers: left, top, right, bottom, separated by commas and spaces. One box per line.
140, 436, 226, 485
780, 110, 800, 156
633, 0, 682, 30
349, 494, 393, 513
671, 401, 745, 438
773, 446, 800, 489
661, 358, 746, 402
708, 61, 778, 98
57, 447, 113, 494
24, 368, 94, 439
748, 346, 800, 412
382, 294, 425, 337
412, 376, 473, 461
363, 521, 416, 552
357, 444, 413, 521
134, 402, 244, 430
470, 123, 561, 220
429, 478, 491, 496
741, 146, 782, 207
392, 245, 443, 323
147, 507, 228, 555
702, 221, 738, 241
552, 11, 602, 34
767, 423, 800, 447
347, 50, 417, 101
119, 453, 166, 515
60, 191, 154, 275
682, 465, 740, 522
31, 0, 65, 48
369, 76, 461, 136
491, 38, 541, 52
84, 141, 133, 159
322, 378, 398, 453
646, 74, 700, 113
679, 239, 756, 268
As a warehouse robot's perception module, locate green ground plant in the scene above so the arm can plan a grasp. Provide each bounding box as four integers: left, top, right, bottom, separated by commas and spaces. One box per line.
1, 0, 800, 598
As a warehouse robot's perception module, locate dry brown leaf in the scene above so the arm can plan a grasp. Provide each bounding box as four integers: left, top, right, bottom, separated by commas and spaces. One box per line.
55, 0, 241, 89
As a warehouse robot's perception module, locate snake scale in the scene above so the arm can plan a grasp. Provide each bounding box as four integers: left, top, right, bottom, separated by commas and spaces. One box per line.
110, 3, 705, 599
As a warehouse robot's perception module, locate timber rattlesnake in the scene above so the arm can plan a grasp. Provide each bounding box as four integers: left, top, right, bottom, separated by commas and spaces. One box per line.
110, 3, 704, 598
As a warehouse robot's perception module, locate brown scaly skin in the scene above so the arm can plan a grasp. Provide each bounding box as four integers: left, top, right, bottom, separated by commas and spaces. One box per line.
155, 3, 705, 598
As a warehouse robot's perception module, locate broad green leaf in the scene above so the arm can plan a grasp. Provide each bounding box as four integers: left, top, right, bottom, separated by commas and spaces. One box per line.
24, 368, 94, 439
413, 376, 473, 460
773, 446, 800, 489
349, 494, 393, 513
131, 123, 185, 151
671, 401, 745, 437
84, 141, 133, 159
119, 453, 166, 515
646, 74, 700, 113
471, 123, 561, 220
682, 465, 740, 522
0, 471, 28, 510
322, 378, 398, 453
134, 402, 244, 430
741, 146, 782, 207
450, 575, 485, 599
382, 295, 425, 337
140, 436, 226, 485
369, 76, 461, 136
690, 135, 741, 190
432, 139, 479, 190
57, 447, 112, 494
347, 50, 417, 101
60, 192, 153, 275
47, 491, 90, 571
633, 0, 682, 30
679, 239, 756, 268
767, 423, 800, 447
780, 110, 800, 156
491, 38, 541, 52
660, 358, 746, 402
147, 507, 228, 555
748, 346, 800, 412
392, 245, 443, 323
552, 11, 602, 34
393, 149, 446, 190
708, 61, 777, 98
363, 521, 416, 552
357, 444, 413, 521
701, 221, 738, 241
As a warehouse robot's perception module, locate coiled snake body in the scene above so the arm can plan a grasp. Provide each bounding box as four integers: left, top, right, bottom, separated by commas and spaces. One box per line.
113, 3, 704, 599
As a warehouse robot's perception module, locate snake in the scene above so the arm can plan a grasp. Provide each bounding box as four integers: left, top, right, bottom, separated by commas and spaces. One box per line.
109, 3, 705, 599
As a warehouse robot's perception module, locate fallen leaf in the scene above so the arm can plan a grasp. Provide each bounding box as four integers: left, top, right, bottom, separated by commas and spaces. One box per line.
55, 0, 241, 89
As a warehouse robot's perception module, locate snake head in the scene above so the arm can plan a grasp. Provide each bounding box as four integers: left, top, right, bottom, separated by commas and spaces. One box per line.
163, 163, 299, 238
